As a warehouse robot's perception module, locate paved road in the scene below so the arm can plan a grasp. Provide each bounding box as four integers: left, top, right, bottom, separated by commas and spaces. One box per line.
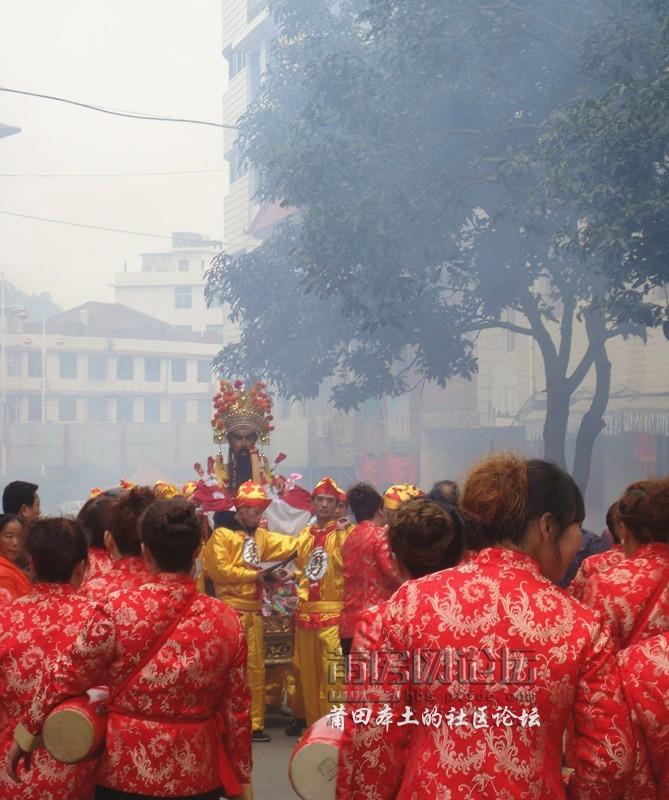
250, 713, 301, 800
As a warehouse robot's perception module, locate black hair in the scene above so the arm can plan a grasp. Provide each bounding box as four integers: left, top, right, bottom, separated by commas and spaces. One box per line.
0, 513, 22, 533
346, 482, 383, 523
140, 498, 202, 572
2, 481, 38, 514
25, 517, 88, 582
107, 487, 155, 556
429, 480, 460, 505
77, 494, 116, 549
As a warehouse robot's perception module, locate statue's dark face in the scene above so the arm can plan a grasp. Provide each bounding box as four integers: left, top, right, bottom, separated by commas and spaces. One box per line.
227, 427, 258, 457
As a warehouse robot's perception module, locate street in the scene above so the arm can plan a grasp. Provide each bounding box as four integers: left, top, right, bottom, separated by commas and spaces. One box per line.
251, 713, 300, 800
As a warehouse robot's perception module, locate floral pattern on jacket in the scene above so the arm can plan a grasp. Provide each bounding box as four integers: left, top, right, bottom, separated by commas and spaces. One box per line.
340, 548, 634, 800
579, 543, 669, 649
569, 546, 625, 603
619, 632, 669, 799
79, 555, 151, 604
24, 573, 251, 797
340, 522, 400, 639
0, 583, 101, 799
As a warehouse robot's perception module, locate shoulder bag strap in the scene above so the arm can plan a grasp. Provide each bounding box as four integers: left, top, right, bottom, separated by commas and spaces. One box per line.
111, 590, 198, 702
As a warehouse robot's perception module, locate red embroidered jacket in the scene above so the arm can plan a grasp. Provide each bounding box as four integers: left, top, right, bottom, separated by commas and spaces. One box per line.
85, 547, 114, 583
580, 543, 669, 649
569, 545, 625, 603
23, 573, 251, 796
79, 555, 152, 604
0, 583, 101, 799
340, 521, 400, 639
340, 548, 634, 800
619, 632, 669, 799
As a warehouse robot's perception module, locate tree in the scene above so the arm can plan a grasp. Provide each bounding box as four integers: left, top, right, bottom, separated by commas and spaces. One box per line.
207, 0, 666, 491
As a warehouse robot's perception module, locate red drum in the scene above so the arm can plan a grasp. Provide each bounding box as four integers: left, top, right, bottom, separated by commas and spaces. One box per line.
43, 686, 109, 763
289, 715, 342, 800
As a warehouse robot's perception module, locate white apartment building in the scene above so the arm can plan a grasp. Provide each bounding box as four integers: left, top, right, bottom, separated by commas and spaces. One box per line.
222, 1, 277, 248
0, 301, 223, 501
220, 1, 311, 475
112, 232, 230, 337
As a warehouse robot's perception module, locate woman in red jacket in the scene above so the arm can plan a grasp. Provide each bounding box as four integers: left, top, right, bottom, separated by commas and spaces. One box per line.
8, 498, 252, 800
580, 477, 669, 649
0, 513, 29, 600
341, 453, 634, 799
0, 516, 98, 800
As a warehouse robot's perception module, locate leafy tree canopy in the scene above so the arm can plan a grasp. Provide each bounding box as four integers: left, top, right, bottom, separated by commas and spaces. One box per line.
207, 0, 668, 482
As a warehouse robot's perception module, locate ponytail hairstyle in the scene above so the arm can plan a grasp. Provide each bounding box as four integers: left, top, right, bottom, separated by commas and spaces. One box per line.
461, 453, 584, 555
388, 497, 464, 578
140, 498, 202, 572
617, 478, 669, 544
25, 517, 88, 582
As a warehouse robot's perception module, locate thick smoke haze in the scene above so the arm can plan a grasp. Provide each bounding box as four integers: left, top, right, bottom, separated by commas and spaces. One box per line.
0, 0, 225, 308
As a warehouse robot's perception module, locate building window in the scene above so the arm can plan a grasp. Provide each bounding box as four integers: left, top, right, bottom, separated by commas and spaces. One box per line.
144, 397, 160, 423
117, 396, 133, 423
174, 286, 192, 309
28, 396, 42, 422
5, 396, 20, 423
205, 324, 224, 341
117, 355, 134, 381
27, 352, 42, 378
228, 148, 248, 184
248, 49, 261, 101
197, 399, 210, 423
88, 397, 108, 422
171, 358, 187, 382
197, 360, 211, 383
178, 259, 189, 272
59, 397, 77, 422
144, 357, 161, 382
172, 397, 186, 423
88, 355, 106, 382
229, 45, 246, 78
59, 353, 77, 379
7, 351, 21, 377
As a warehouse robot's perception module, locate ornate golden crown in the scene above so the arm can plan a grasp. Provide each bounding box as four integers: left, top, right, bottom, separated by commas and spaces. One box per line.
211, 379, 274, 445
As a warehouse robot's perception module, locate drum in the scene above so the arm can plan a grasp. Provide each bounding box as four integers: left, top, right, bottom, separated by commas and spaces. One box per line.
42, 686, 109, 763
289, 715, 342, 800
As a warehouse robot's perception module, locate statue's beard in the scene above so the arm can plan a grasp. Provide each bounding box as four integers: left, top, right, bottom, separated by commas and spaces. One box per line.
231, 448, 253, 488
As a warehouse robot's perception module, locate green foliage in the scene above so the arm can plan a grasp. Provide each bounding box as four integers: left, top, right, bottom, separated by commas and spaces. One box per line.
539, 0, 669, 289
209, 0, 666, 420
3, 280, 61, 322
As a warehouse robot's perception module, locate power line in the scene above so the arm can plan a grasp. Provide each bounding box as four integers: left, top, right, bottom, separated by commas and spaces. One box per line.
0, 87, 239, 131
0, 168, 227, 178
0, 209, 251, 249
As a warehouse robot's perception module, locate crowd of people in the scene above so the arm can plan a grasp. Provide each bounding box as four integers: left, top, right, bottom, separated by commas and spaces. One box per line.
0, 457, 668, 799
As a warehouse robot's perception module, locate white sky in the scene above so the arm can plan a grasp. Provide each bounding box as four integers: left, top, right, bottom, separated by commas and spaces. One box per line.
0, 0, 228, 310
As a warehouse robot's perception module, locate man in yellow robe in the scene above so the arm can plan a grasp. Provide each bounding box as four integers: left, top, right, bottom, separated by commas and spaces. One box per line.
202, 480, 296, 742
286, 476, 353, 733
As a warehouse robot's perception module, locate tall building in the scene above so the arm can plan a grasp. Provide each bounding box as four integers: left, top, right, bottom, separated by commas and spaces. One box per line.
222, 2, 278, 248
112, 232, 229, 337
